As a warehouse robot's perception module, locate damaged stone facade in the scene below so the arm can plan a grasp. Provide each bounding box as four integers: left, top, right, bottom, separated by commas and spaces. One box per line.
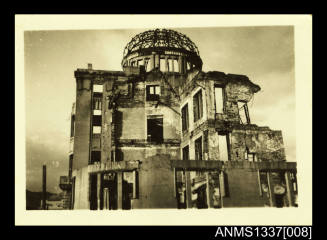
60, 29, 297, 210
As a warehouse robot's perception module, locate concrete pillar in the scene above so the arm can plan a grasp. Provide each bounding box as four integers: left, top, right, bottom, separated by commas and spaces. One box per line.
103, 188, 109, 210
178, 56, 183, 74
257, 170, 262, 196
218, 171, 224, 208
150, 54, 155, 71
267, 172, 275, 207
71, 178, 75, 210
206, 172, 213, 208
185, 171, 192, 208
184, 57, 187, 73
97, 173, 101, 210
172, 58, 175, 73
285, 171, 293, 207
173, 168, 176, 198
117, 171, 123, 209
165, 56, 169, 72
42, 165, 47, 210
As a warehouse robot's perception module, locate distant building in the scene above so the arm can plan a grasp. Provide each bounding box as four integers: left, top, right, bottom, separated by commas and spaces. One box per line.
60, 29, 298, 210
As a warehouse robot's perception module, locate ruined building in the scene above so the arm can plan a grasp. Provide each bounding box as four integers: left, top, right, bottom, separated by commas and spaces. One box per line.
59, 29, 298, 210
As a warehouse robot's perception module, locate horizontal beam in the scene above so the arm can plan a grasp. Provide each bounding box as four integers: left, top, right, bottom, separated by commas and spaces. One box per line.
171, 160, 296, 171
171, 160, 224, 170
88, 160, 140, 174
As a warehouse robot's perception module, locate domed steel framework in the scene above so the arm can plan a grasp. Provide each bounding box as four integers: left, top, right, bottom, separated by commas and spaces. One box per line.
123, 29, 200, 58
121, 29, 202, 72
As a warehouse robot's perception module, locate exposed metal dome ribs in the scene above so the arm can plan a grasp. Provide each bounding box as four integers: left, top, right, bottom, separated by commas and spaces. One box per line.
123, 29, 200, 58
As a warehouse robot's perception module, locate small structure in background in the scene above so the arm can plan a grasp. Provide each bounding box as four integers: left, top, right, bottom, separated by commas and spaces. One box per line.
42, 165, 46, 210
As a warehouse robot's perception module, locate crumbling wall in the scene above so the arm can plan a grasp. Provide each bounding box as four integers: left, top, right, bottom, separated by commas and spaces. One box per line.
132, 153, 178, 208
230, 128, 286, 162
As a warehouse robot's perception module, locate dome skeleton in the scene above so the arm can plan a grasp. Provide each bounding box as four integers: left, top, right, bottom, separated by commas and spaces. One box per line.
122, 29, 200, 58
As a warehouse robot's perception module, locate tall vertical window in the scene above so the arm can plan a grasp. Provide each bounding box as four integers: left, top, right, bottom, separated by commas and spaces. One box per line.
147, 116, 163, 143
144, 58, 150, 72
181, 104, 189, 131
218, 133, 229, 161
182, 145, 189, 161
193, 90, 203, 122
93, 95, 102, 110
173, 59, 179, 72
215, 86, 224, 114
160, 58, 166, 72
168, 59, 173, 72
238, 101, 250, 124
195, 137, 203, 161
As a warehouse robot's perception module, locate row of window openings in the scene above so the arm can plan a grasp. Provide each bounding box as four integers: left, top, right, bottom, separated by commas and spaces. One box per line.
182, 136, 258, 162
182, 135, 229, 161
182, 88, 250, 131
93, 85, 161, 105
93, 85, 249, 123
131, 58, 150, 72
181, 91, 203, 131
84, 86, 250, 135
130, 58, 184, 73
91, 114, 164, 144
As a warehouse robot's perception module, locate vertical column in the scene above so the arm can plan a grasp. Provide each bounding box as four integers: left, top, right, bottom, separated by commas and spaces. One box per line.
178, 56, 183, 74
206, 172, 213, 208
97, 173, 101, 210
185, 171, 192, 208
103, 188, 109, 210
285, 171, 293, 207
184, 57, 187, 73
267, 172, 275, 207
71, 177, 75, 210
172, 58, 175, 72
155, 54, 160, 69
117, 171, 123, 209
42, 165, 47, 210
173, 168, 177, 198
150, 54, 155, 71
165, 56, 169, 72
218, 171, 224, 208
86, 175, 90, 210
257, 170, 262, 196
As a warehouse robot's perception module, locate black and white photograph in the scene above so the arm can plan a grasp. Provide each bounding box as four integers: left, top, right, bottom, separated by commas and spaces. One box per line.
15, 15, 312, 226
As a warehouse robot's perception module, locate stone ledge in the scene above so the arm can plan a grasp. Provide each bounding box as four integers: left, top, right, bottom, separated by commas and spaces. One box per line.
88, 160, 140, 174
171, 160, 297, 171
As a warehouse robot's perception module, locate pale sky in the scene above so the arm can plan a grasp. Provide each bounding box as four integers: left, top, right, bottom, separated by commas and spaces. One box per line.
25, 26, 295, 193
